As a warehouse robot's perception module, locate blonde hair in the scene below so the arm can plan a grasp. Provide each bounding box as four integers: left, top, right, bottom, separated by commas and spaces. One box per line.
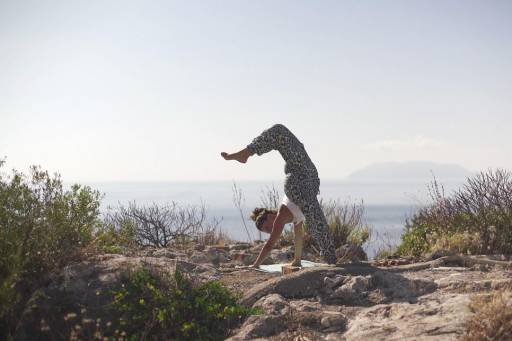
250, 207, 277, 231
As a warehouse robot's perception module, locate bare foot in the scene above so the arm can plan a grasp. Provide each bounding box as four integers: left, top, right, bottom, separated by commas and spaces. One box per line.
221, 151, 248, 164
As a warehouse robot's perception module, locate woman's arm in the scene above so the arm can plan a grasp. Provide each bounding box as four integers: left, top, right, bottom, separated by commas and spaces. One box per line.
291, 222, 304, 266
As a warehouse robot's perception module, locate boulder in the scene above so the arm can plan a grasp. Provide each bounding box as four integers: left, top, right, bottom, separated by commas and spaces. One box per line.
230, 251, 257, 266
343, 294, 472, 341
226, 315, 286, 340
190, 251, 209, 263
324, 275, 348, 289
205, 247, 231, 265
332, 275, 373, 300
320, 312, 348, 331
336, 244, 368, 262
253, 294, 290, 316
372, 271, 437, 300
289, 300, 322, 312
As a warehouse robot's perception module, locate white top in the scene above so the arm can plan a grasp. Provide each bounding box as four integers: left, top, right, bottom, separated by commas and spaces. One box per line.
281, 194, 305, 224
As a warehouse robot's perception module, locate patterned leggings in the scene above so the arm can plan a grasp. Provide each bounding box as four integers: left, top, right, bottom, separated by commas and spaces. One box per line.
284, 175, 337, 264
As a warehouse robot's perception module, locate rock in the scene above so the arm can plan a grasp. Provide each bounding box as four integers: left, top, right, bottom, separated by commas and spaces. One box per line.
205, 247, 231, 265
229, 243, 252, 251
241, 265, 377, 307
231, 251, 257, 266
253, 294, 290, 316
324, 275, 348, 289
332, 276, 373, 300
226, 315, 286, 340
372, 271, 437, 300
325, 332, 346, 340
320, 312, 347, 331
343, 294, 472, 341
289, 300, 321, 312
336, 244, 368, 262
270, 247, 294, 263
190, 251, 209, 263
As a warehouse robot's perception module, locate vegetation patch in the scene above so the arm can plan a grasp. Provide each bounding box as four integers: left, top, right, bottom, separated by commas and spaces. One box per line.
0, 161, 102, 337
111, 267, 259, 340
398, 169, 512, 257
462, 290, 512, 341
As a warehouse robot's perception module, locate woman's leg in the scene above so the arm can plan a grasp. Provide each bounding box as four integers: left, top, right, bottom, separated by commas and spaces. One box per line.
285, 177, 337, 264
246, 124, 289, 156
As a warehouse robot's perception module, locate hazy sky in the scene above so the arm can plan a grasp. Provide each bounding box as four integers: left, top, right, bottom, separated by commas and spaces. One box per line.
1, 0, 511, 182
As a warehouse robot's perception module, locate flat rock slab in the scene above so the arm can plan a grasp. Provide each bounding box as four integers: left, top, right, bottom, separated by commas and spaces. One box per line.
343, 293, 472, 341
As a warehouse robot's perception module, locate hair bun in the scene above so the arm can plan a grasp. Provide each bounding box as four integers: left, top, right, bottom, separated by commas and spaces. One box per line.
250, 207, 266, 221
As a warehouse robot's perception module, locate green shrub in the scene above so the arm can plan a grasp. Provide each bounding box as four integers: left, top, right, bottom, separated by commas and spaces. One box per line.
112, 267, 258, 340
0, 162, 102, 338
398, 169, 512, 257
93, 219, 138, 254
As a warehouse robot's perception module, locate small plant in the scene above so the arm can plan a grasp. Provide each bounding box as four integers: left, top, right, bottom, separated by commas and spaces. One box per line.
112, 267, 258, 340
462, 290, 512, 341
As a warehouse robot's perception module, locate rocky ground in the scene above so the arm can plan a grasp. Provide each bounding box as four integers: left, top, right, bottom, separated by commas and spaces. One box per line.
13, 242, 512, 340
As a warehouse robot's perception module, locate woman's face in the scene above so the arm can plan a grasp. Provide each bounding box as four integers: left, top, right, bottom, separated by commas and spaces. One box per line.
260, 213, 276, 234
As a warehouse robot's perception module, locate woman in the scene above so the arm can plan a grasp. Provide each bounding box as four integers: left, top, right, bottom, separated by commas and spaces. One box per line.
221, 123, 337, 266
250, 194, 305, 267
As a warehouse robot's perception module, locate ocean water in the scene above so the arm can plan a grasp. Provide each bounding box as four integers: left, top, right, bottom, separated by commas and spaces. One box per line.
88, 180, 462, 258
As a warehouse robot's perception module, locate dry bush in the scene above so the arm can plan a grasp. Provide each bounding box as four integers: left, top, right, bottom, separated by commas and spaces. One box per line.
320, 199, 370, 249
462, 290, 512, 341
192, 217, 232, 247
399, 169, 512, 257
103, 201, 224, 249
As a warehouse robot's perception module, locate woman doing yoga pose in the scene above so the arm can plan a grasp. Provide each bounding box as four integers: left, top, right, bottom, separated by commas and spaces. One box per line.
221, 124, 337, 266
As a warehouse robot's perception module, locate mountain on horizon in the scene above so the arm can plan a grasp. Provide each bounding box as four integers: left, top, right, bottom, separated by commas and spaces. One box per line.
347, 161, 473, 182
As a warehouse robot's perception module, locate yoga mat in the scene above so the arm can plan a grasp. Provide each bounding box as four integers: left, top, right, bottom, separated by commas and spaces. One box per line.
256, 260, 329, 273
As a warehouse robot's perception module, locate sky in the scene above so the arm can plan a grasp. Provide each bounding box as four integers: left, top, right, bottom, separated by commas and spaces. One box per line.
1, 0, 511, 182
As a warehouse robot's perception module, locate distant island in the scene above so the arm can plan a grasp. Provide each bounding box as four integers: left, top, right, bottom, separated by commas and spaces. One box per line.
347, 161, 473, 182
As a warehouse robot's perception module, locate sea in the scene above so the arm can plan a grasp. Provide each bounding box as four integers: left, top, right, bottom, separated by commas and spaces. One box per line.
87, 180, 463, 259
